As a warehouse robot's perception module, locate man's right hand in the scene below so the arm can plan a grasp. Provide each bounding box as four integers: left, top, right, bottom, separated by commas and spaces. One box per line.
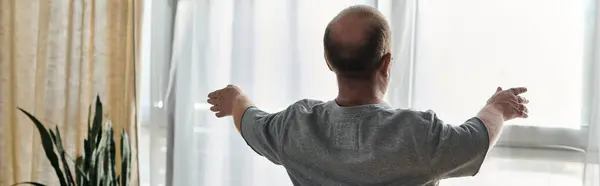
477, 87, 529, 145
485, 87, 529, 121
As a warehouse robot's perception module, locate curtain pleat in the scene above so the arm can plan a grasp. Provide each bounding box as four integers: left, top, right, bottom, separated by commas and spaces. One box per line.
0, 0, 141, 185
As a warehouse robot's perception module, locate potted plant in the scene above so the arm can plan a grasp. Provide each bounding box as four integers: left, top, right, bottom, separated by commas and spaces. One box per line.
13, 96, 132, 186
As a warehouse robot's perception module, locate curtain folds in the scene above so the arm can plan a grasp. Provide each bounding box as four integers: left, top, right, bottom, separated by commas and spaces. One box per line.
0, 0, 141, 185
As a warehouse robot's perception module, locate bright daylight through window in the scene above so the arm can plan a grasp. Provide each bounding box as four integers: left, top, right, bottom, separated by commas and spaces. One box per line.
413, 0, 589, 129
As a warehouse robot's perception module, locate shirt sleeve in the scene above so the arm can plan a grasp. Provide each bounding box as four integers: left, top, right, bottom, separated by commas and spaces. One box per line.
240, 106, 292, 165
423, 111, 490, 179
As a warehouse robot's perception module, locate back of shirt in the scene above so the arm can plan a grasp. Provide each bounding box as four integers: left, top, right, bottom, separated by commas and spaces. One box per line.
240, 99, 490, 186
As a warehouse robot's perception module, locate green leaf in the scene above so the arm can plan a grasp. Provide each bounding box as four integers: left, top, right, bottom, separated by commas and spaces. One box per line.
92, 128, 109, 186
85, 105, 92, 174
87, 95, 104, 184
75, 156, 88, 185
87, 105, 91, 138
18, 108, 67, 186
106, 126, 117, 185
120, 131, 131, 186
11, 182, 47, 186
85, 105, 93, 184
102, 127, 110, 185
92, 152, 102, 186
83, 138, 95, 185
86, 104, 92, 158
52, 126, 76, 186
92, 95, 103, 148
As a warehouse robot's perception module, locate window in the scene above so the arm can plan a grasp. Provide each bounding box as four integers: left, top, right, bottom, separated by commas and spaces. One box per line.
410, 0, 594, 149
413, 0, 590, 129
138, 0, 171, 185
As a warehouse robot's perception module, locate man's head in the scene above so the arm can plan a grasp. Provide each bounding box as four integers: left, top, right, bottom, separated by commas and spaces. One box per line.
323, 5, 392, 80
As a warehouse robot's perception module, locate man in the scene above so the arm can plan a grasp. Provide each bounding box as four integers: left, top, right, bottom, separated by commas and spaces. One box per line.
207, 5, 529, 186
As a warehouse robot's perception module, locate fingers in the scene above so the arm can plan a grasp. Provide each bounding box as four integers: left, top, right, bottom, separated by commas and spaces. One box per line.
508, 87, 528, 95
208, 88, 227, 118
514, 104, 529, 118
520, 105, 529, 118
208, 85, 238, 98
496, 87, 503, 93
207, 98, 218, 105
208, 90, 219, 98
209, 104, 227, 118
508, 101, 529, 119
215, 112, 227, 118
516, 96, 529, 104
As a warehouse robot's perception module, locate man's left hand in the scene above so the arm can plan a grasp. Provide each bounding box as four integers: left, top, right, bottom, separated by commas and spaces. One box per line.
207, 85, 244, 118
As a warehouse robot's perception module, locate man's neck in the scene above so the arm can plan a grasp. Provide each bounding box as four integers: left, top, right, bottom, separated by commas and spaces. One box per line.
335, 78, 386, 107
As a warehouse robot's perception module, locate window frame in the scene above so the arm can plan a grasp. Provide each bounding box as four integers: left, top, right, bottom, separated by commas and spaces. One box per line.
138, 0, 178, 185
379, 0, 598, 154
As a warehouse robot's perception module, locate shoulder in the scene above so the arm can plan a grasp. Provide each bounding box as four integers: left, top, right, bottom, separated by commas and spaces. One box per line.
387, 109, 440, 125
292, 99, 325, 108
287, 99, 327, 112
415, 109, 442, 124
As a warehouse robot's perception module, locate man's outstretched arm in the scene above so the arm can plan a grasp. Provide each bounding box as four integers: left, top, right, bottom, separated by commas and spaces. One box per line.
425, 87, 529, 179
207, 85, 254, 133
207, 85, 291, 164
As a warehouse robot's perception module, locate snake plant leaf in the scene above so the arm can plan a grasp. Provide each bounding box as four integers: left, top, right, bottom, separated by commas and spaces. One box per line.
52, 126, 76, 186
88, 96, 104, 184
13, 96, 133, 186
83, 139, 90, 167
48, 130, 74, 186
83, 138, 95, 185
92, 151, 102, 186
91, 137, 102, 184
85, 105, 92, 172
10, 182, 47, 186
93, 129, 109, 186
90, 136, 106, 185
85, 104, 94, 184
101, 126, 115, 186
74, 156, 88, 185
92, 95, 103, 148
87, 105, 91, 138
120, 131, 131, 186
18, 108, 67, 186
106, 126, 117, 186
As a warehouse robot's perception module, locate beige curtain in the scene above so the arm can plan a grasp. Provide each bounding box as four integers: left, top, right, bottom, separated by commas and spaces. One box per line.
0, 0, 141, 185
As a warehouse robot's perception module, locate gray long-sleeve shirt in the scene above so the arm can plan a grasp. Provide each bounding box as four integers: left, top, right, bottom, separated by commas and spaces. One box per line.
241, 99, 490, 186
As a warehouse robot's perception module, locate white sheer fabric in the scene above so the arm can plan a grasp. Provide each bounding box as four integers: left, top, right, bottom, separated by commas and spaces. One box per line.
415, 0, 599, 185
138, 0, 600, 185
167, 1, 378, 185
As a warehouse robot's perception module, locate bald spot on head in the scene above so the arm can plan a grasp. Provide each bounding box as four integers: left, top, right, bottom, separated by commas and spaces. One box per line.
324, 5, 391, 79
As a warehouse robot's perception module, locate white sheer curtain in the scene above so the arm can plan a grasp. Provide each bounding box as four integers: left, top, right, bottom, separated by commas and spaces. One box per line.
414, 0, 599, 185
167, 1, 380, 185
138, 0, 600, 185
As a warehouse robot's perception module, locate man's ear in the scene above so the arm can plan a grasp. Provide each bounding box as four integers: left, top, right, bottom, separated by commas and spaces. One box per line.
379, 53, 392, 78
